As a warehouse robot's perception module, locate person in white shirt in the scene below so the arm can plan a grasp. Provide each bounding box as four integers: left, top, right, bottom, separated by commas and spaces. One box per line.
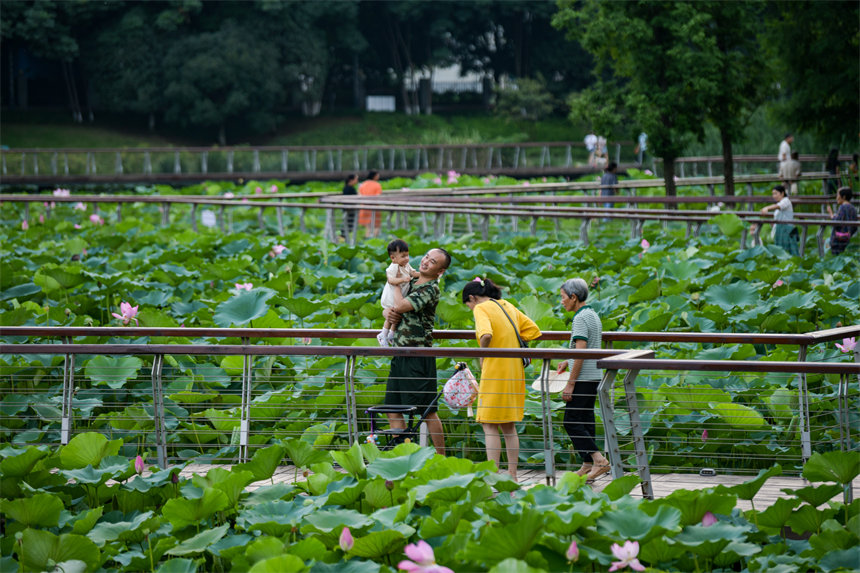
759, 185, 799, 255
778, 133, 793, 165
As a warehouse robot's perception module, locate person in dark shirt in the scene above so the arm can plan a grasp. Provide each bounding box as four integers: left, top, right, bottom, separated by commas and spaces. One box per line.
826, 186, 857, 255
600, 161, 619, 210
341, 173, 358, 240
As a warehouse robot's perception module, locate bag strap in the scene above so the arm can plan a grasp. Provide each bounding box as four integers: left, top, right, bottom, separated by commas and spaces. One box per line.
490, 299, 526, 347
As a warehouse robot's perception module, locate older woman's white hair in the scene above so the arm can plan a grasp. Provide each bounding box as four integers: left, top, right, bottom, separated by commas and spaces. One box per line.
561, 278, 589, 302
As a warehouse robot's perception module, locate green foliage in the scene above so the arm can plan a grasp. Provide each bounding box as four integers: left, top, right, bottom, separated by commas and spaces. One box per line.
495, 77, 556, 122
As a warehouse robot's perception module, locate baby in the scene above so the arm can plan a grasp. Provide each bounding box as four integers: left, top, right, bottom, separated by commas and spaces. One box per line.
378, 239, 419, 346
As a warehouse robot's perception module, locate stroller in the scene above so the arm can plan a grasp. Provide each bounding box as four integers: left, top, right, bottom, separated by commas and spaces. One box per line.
365, 362, 473, 449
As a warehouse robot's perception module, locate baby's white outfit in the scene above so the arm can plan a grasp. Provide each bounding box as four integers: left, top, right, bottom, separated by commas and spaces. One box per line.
380, 262, 415, 308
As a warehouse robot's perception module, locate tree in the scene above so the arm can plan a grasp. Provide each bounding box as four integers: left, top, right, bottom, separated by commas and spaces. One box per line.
163, 20, 283, 144
554, 1, 720, 203
495, 76, 555, 121
765, 1, 860, 149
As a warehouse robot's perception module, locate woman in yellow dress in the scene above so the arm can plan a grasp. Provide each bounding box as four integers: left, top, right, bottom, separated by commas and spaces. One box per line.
462, 277, 541, 482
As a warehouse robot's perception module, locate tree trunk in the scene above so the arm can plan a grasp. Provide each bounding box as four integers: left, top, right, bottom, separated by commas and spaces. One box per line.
663, 158, 677, 210
721, 129, 735, 196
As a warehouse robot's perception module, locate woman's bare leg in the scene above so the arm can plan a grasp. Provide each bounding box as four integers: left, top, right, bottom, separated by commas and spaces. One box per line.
499, 422, 519, 481
482, 423, 501, 470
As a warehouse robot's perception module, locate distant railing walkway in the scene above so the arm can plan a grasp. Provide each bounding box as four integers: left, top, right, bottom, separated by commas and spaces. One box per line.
0, 144, 849, 185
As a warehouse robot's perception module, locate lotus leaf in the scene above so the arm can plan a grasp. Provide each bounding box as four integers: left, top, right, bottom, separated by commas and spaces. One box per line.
156, 559, 199, 573
59, 433, 123, 469
162, 487, 229, 529
214, 289, 275, 327
1, 493, 64, 528
166, 523, 229, 556
802, 450, 860, 484
84, 355, 143, 389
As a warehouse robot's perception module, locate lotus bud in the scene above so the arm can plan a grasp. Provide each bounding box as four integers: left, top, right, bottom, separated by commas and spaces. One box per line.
339, 527, 354, 552
566, 540, 579, 562
702, 511, 717, 527
385, 480, 394, 491
171, 472, 179, 484
134, 454, 144, 474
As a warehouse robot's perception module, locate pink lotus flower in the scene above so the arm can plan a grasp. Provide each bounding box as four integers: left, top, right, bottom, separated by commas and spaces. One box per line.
74, 202, 87, 211
398, 540, 453, 573
112, 302, 139, 325
836, 337, 856, 353
644, 169, 653, 176
21, 220, 28, 230
241, 198, 249, 203
447, 170, 459, 178
339, 527, 353, 552
235, 282, 253, 291
609, 540, 645, 572
481, 177, 490, 184
702, 511, 717, 527
53, 188, 71, 197
269, 184, 278, 193
541, 177, 547, 182
224, 192, 235, 199
269, 244, 287, 257
566, 540, 579, 562
522, 181, 531, 186
773, 279, 784, 288
134, 455, 144, 474
74, 224, 82, 229
38, 214, 45, 224
701, 429, 708, 442
255, 186, 262, 194
301, 337, 312, 345
446, 176, 458, 184
432, 177, 442, 185
641, 239, 650, 250
89, 214, 104, 225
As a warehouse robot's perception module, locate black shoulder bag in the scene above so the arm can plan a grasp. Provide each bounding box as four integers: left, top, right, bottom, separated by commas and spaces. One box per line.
490, 299, 531, 368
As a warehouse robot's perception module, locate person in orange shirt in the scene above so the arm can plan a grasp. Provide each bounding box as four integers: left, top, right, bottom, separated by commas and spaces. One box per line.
358, 170, 383, 237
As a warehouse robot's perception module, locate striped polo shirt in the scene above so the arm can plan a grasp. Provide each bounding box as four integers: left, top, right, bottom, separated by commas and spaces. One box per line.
568, 305, 603, 381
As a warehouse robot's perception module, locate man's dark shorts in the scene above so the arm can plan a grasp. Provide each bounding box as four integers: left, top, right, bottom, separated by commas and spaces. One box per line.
384, 355, 438, 414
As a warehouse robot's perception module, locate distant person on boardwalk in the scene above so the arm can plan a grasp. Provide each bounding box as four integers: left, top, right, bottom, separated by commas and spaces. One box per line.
584, 132, 598, 166
634, 132, 648, 166
341, 173, 358, 240
600, 161, 619, 210
383, 247, 451, 455
462, 277, 541, 482
358, 170, 383, 237
779, 151, 802, 195
825, 148, 841, 194
556, 278, 611, 481
759, 185, 799, 255
826, 186, 857, 254
377, 239, 419, 346
594, 136, 608, 167
778, 133, 793, 165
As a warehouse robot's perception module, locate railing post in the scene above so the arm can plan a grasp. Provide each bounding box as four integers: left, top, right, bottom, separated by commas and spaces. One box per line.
253, 150, 260, 172
537, 360, 557, 485
344, 355, 358, 445
837, 373, 853, 504
579, 218, 589, 246
51, 152, 58, 175
239, 338, 251, 463
227, 151, 234, 173
143, 152, 151, 175
115, 152, 123, 174
481, 215, 489, 241
797, 345, 812, 463
61, 337, 75, 445
281, 150, 288, 172
622, 368, 652, 499
201, 151, 208, 174
190, 203, 197, 232
151, 354, 168, 468
276, 202, 284, 236
116, 203, 122, 223
799, 226, 808, 256
174, 152, 181, 174
598, 369, 623, 478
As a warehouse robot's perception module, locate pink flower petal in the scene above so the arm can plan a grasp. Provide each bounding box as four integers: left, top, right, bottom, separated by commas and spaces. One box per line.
397, 561, 421, 572
404, 540, 436, 565
702, 511, 717, 526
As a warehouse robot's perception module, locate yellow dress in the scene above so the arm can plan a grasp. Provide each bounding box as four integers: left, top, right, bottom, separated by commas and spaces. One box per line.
473, 299, 542, 423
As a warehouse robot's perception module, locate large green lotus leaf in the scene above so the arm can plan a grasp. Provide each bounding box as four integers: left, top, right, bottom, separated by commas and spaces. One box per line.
775, 291, 818, 314
348, 529, 406, 559
460, 507, 544, 563
69, 507, 104, 535
166, 524, 229, 556
1, 493, 64, 527
36, 265, 86, 291
657, 488, 738, 526
243, 483, 295, 507
756, 497, 801, 531
214, 289, 275, 327
659, 384, 731, 414
59, 432, 123, 469
329, 293, 370, 312
782, 484, 843, 508
601, 474, 641, 501
61, 464, 123, 486
19, 529, 100, 572
522, 275, 565, 294
517, 294, 554, 323
84, 355, 143, 389
319, 477, 364, 507
703, 282, 759, 310
818, 548, 860, 573
803, 451, 860, 484
713, 540, 763, 568
628, 280, 660, 303
765, 389, 796, 421
411, 473, 476, 504
162, 487, 229, 529
711, 402, 768, 430
366, 447, 436, 480
714, 464, 782, 501
488, 558, 546, 573
282, 439, 331, 468
330, 442, 367, 479
156, 558, 198, 573
303, 509, 373, 533
87, 511, 160, 546
0, 445, 50, 477
435, 295, 473, 325
674, 522, 750, 558
0, 282, 41, 301
663, 260, 701, 282
192, 468, 255, 508
787, 504, 839, 536
233, 444, 287, 481
597, 504, 681, 542
237, 499, 315, 536
202, 408, 241, 431
710, 213, 744, 237
248, 555, 307, 573
543, 500, 603, 535
281, 296, 323, 319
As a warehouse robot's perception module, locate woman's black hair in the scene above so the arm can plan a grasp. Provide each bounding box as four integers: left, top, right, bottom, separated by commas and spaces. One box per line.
837, 186, 853, 202
826, 148, 839, 171
367, 170, 379, 180
462, 277, 502, 303
773, 184, 787, 196
345, 173, 357, 184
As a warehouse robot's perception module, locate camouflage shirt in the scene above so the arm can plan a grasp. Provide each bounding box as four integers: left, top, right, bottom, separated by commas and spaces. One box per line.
390, 277, 440, 347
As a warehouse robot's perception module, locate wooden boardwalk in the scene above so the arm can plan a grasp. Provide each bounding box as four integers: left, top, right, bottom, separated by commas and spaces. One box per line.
180, 464, 857, 511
